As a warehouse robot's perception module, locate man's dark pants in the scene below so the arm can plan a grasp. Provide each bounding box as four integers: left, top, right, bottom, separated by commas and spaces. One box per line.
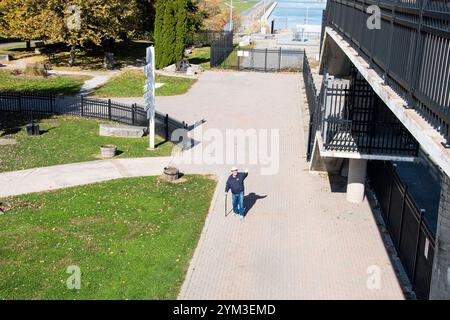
232, 192, 245, 217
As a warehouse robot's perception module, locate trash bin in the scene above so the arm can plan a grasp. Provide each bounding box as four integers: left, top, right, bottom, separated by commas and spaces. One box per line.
25, 123, 40, 136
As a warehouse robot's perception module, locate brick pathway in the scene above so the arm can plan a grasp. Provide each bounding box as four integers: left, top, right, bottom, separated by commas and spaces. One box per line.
169, 71, 406, 299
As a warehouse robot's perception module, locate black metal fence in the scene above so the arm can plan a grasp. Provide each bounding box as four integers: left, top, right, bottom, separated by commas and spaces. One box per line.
323, 75, 419, 156
211, 47, 305, 72
304, 61, 419, 159
324, 0, 450, 145
210, 31, 304, 72
210, 31, 234, 67
303, 52, 322, 161
368, 160, 436, 300
186, 30, 226, 47
0, 92, 188, 140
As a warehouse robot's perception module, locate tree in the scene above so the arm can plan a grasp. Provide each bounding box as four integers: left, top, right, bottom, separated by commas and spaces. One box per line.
154, 0, 165, 68
161, 0, 176, 68
197, 0, 241, 31
187, 0, 206, 33
154, 0, 189, 69
57, 0, 140, 67
0, 0, 54, 50
136, 0, 156, 39
175, 0, 188, 63
0, 0, 141, 66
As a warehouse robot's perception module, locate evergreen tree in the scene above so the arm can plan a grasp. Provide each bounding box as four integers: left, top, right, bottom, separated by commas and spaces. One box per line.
174, 0, 188, 63
161, 0, 176, 67
153, 0, 191, 69
154, 0, 166, 68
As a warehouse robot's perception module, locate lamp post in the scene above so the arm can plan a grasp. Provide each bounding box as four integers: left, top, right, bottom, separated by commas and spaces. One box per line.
306, 7, 310, 25
225, 0, 234, 32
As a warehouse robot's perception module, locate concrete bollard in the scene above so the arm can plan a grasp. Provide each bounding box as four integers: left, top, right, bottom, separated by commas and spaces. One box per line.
346, 159, 368, 203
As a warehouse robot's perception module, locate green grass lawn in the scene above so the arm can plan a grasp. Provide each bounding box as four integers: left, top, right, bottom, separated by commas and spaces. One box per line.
0, 175, 216, 299
0, 114, 173, 172
0, 70, 88, 95
187, 47, 211, 70
220, 0, 258, 13
93, 70, 197, 97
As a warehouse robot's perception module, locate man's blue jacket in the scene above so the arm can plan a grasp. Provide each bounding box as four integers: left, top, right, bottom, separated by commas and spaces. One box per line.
225, 172, 248, 194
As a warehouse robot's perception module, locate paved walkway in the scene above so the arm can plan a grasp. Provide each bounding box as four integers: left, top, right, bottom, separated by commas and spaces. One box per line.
0, 71, 407, 299
171, 71, 406, 299
48, 70, 119, 94
0, 158, 169, 197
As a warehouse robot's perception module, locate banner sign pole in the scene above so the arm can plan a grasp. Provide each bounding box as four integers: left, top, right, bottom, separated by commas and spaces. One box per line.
144, 46, 156, 150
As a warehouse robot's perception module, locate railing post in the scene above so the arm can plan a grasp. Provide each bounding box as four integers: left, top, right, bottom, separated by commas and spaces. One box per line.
165, 114, 169, 141
264, 48, 268, 72
386, 162, 396, 224
368, 0, 382, 67
278, 47, 282, 72
50, 93, 54, 113
80, 95, 84, 117
397, 183, 408, 250
131, 103, 135, 125
321, 76, 330, 143
18, 92, 22, 113
405, 0, 428, 108
383, 0, 398, 84
367, 92, 378, 154
108, 99, 112, 120
357, 0, 364, 55
412, 208, 426, 291
306, 111, 315, 161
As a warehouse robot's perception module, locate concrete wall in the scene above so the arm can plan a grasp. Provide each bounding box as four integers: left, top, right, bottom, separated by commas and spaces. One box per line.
430, 174, 450, 299
320, 35, 352, 77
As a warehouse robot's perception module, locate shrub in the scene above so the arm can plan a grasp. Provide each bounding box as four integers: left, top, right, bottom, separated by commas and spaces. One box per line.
10, 69, 22, 76
24, 62, 47, 77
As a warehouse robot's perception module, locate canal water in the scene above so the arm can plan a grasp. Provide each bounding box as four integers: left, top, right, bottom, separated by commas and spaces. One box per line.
269, 0, 327, 30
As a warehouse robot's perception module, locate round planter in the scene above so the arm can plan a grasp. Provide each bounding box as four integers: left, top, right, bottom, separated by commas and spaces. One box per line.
100, 144, 117, 158
163, 166, 180, 182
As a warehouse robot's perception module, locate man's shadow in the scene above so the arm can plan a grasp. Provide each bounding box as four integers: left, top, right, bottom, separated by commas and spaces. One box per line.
244, 193, 267, 217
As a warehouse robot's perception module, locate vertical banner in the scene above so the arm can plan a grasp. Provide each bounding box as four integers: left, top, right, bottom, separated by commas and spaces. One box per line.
144, 46, 156, 149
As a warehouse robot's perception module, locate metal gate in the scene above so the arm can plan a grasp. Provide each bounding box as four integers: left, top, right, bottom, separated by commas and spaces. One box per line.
368, 160, 435, 299
210, 31, 304, 72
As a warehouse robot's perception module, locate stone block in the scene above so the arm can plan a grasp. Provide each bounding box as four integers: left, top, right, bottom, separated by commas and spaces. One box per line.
163, 64, 177, 73
99, 124, 147, 138
0, 54, 12, 61
186, 64, 204, 75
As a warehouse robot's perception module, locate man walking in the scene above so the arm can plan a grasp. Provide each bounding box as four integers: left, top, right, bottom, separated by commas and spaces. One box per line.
225, 167, 249, 220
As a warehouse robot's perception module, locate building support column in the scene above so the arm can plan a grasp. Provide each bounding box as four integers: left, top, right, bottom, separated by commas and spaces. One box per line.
346, 159, 367, 203
430, 174, 450, 299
